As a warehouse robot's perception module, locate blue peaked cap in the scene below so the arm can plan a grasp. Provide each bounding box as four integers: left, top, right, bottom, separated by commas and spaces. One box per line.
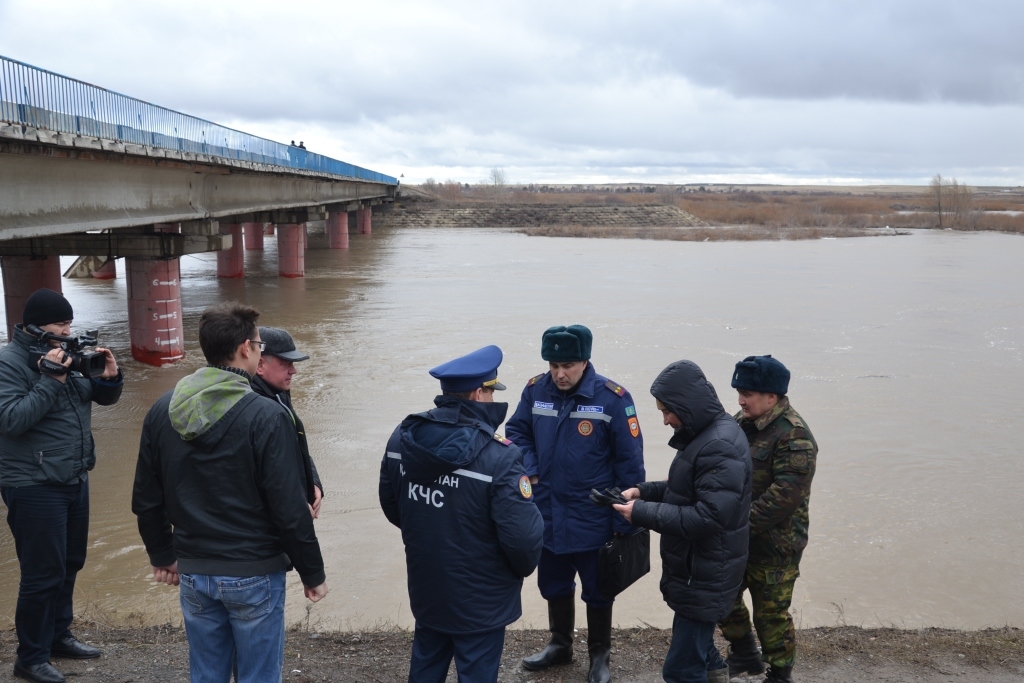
429, 345, 507, 393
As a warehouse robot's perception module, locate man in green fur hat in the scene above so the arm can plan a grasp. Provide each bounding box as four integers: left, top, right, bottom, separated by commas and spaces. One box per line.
132, 302, 328, 683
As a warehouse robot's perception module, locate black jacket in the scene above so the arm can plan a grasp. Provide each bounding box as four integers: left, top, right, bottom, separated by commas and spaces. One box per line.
379, 397, 544, 634
132, 369, 325, 586
0, 325, 123, 487
631, 361, 752, 622
251, 374, 323, 503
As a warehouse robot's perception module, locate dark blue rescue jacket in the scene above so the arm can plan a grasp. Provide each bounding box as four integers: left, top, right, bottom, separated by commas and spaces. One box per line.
379, 397, 544, 634
505, 363, 646, 554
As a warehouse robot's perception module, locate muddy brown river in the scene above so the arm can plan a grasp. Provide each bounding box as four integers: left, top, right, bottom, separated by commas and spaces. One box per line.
1, 227, 1021, 632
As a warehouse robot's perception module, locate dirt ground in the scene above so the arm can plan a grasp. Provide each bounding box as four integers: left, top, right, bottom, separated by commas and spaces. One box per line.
1, 625, 1021, 682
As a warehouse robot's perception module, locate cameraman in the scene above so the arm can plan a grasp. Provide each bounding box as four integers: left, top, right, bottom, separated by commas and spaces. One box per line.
0, 288, 122, 683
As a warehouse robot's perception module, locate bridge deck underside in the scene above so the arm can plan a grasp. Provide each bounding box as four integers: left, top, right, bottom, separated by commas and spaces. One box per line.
0, 142, 393, 239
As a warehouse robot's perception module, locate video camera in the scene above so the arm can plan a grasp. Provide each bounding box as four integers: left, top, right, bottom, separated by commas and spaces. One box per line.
26, 324, 107, 379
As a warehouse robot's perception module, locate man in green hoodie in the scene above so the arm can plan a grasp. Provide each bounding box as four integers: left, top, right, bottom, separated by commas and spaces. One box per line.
132, 302, 328, 683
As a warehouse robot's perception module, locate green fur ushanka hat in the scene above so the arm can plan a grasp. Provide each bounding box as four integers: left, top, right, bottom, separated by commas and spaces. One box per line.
541, 325, 593, 362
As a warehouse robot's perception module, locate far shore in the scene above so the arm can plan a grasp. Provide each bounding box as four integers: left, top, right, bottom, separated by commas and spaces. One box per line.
376, 182, 1024, 241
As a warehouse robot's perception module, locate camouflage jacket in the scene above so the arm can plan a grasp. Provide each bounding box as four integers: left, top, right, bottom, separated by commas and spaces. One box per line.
736, 397, 816, 565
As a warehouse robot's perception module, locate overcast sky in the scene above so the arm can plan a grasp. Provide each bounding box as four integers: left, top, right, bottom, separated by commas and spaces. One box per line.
2, 0, 1022, 185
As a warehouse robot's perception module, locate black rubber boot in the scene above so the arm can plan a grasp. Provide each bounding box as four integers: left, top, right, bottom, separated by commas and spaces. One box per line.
522, 595, 574, 671
586, 604, 612, 683
726, 631, 766, 677
763, 664, 794, 682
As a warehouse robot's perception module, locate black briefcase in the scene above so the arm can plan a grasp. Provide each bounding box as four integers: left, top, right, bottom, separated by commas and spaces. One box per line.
598, 529, 651, 600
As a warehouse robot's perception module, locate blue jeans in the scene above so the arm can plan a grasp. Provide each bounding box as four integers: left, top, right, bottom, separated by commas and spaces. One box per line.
179, 572, 286, 683
662, 612, 725, 683
1, 482, 89, 665
409, 624, 505, 683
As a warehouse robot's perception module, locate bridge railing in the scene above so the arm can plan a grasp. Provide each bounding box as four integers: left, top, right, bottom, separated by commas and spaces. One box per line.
0, 55, 396, 185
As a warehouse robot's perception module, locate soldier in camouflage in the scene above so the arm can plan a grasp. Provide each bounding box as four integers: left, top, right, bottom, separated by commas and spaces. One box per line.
718, 355, 816, 683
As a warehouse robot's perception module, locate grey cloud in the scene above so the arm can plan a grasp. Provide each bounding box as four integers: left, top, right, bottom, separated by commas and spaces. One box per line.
566, 1, 1024, 104
1, 0, 1022, 183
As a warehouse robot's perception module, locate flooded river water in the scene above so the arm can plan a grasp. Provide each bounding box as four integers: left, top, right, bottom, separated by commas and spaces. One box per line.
1, 227, 1022, 631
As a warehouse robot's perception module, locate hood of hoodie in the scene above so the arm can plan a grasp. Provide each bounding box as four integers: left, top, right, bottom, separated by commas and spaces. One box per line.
650, 360, 726, 449
399, 397, 508, 482
169, 367, 253, 445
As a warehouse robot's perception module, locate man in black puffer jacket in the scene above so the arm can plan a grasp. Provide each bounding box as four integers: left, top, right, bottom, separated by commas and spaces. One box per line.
613, 360, 751, 683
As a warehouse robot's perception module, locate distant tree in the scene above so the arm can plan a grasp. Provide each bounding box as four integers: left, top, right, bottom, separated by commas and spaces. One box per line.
929, 174, 973, 228
423, 178, 437, 192
438, 180, 463, 201
489, 167, 508, 188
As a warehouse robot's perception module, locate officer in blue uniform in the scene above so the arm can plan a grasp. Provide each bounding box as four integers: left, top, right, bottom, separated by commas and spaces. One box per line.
379, 345, 544, 683
506, 325, 646, 683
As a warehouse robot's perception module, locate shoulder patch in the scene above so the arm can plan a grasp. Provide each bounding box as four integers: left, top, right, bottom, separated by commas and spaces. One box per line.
787, 438, 815, 451
494, 434, 513, 446
518, 475, 533, 498
528, 373, 545, 386
604, 379, 627, 397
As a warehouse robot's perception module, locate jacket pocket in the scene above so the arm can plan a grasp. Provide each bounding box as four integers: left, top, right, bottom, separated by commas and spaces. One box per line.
84, 432, 96, 471
219, 576, 273, 621
33, 446, 76, 484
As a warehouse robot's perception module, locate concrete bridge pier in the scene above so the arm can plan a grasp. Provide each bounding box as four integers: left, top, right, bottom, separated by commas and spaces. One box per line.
264, 224, 276, 236
1, 255, 62, 340
217, 223, 244, 278
126, 224, 185, 365
357, 207, 372, 234
277, 224, 305, 278
326, 211, 350, 249
243, 222, 264, 250
93, 259, 117, 280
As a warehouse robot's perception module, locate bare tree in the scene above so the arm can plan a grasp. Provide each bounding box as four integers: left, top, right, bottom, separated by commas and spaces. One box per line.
930, 174, 945, 227
489, 167, 508, 188
929, 174, 973, 228
437, 180, 463, 201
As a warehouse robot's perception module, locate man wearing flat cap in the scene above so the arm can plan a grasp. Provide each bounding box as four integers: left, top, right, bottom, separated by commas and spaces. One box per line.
718, 355, 817, 683
506, 325, 646, 683
252, 327, 323, 518
379, 345, 543, 683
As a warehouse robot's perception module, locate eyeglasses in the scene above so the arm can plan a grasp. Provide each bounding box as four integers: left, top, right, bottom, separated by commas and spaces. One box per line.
249, 339, 267, 352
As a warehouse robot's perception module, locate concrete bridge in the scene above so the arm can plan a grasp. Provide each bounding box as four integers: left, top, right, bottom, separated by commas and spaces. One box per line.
0, 55, 397, 365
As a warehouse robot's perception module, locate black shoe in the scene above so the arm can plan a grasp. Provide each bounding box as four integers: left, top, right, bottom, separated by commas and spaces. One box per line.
726, 631, 766, 677
13, 660, 65, 683
50, 635, 102, 659
585, 604, 612, 683
763, 664, 794, 683
522, 594, 574, 671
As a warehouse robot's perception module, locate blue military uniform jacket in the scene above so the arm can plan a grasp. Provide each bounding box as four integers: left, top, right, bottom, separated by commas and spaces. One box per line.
505, 363, 646, 554
379, 397, 544, 634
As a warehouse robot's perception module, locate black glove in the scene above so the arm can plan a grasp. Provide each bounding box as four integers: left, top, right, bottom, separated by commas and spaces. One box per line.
589, 487, 628, 507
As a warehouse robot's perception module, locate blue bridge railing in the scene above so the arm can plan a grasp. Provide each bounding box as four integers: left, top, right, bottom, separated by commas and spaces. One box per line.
0, 55, 396, 185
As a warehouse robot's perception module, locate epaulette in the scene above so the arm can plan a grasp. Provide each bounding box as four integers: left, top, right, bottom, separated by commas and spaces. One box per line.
785, 409, 805, 429
528, 373, 545, 386
604, 379, 627, 397
494, 434, 513, 446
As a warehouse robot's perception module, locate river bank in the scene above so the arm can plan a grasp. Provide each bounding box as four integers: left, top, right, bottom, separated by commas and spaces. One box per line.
374, 199, 899, 240
1, 625, 1021, 682
382, 182, 1024, 239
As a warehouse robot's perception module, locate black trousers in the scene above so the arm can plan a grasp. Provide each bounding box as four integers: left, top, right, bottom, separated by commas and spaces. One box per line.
1, 480, 89, 665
